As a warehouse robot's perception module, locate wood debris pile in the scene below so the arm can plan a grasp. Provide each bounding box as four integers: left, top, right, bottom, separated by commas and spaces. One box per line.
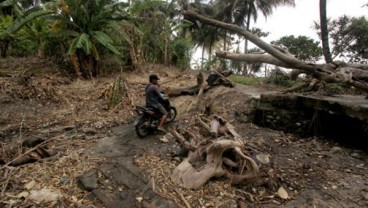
0, 73, 71, 102
136, 154, 239, 207
136, 115, 297, 207
100, 76, 138, 109
0, 135, 102, 208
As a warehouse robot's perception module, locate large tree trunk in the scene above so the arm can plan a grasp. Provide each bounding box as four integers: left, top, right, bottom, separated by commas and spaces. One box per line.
320, 0, 333, 63
216, 51, 368, 81
182, 11, 368, 93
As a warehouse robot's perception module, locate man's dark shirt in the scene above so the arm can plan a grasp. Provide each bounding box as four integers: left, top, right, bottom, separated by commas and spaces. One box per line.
145, 83, 163, 108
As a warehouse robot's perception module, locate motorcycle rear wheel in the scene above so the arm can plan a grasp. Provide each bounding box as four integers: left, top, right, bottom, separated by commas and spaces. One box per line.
135, 118, 150, 138
165, 107, 177, 123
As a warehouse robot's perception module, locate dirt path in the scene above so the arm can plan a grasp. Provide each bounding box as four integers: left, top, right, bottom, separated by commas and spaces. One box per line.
82, 86, 368, 208
81, 125, 182, 208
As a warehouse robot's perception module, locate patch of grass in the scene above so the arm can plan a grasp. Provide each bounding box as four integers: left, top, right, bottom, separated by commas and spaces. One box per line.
229, 75, 263, 86
265, 72, 295, 87
324, 83, 345, 94
326, 83, 343, 91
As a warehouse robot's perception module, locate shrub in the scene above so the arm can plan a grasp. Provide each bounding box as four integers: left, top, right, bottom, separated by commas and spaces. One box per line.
170, 38, 191, 70
229, 75, 263, 86
265, 69, 294, 87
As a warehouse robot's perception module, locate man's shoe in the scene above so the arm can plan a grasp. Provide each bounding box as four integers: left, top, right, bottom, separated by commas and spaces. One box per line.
157, 127, 167, 133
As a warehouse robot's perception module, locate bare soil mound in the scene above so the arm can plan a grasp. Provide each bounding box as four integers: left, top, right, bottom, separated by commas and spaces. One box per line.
1, 58, 367, 208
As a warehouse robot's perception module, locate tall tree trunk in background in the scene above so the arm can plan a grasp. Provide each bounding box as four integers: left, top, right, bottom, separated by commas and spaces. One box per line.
201, 45, 205, 69
0, 39, 9, 58
320, 0, 333, 63
164, 36, 169, 65
34, 0, 41, 7
75, 49, 95, 79
208, 42, 212, 69
223, 30, 227, 51
128, 29, 139, 71
244, 11, 251, 54
242, 8, 252, 75
207, 40, 213, 70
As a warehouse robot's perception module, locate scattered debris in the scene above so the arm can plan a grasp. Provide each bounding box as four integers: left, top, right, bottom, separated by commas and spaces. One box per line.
160, 135, 170, 143
277, 186, 289, 200
330, 146, 343, 154
24, 180, 36, 190
29, 188, 60, 204
255, 153, 271, 165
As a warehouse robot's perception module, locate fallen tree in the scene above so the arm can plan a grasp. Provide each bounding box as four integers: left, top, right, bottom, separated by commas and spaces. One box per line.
169, 115, 259, 189
165, 70, 235, 97
182, 11, 368, 93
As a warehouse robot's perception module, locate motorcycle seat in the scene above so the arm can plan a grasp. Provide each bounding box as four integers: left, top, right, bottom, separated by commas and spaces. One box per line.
136, 106, 155, 115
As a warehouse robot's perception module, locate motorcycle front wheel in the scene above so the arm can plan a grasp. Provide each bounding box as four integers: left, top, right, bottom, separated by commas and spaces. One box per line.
165, 107, 177, 123
135, 117, 150, 138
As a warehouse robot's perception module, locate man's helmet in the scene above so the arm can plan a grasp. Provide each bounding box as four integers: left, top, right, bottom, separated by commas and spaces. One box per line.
149, 74, 160, 82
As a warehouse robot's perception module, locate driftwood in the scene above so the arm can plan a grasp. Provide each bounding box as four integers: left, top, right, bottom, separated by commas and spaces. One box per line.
166, 70, 234, 97
1, 137, 58, 168
169, 115, 259, 190
196, 73, 208, 111
182, 11, 368, 93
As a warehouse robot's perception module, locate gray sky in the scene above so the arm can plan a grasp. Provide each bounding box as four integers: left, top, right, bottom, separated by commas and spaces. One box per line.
253, 0, 368, 43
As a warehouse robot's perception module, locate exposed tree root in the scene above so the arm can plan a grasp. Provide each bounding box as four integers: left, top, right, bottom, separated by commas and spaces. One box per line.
169, 115, 259, 190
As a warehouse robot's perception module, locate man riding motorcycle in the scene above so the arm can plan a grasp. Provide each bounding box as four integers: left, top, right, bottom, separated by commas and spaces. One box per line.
145, 74, 167, 132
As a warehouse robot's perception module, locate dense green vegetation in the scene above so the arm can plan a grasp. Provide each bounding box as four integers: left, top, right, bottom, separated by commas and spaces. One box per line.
0, 0, 367, 82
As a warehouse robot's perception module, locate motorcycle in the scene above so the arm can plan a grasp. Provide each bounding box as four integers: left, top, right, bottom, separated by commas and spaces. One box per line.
134, 92, 177, 138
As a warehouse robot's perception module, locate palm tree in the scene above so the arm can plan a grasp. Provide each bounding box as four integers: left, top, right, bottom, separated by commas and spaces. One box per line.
0, 0, 27, 16
49, 0, 130, 78
132, 0, 186, 66
127, 0, 179, 67
192, 24, 222, 69
186, 2, 223, 69
0, 0, 54, 57
231, 0, 295, 74
181, 0, 225, 69
320, 0, 332, 63
212, 0, 236, 51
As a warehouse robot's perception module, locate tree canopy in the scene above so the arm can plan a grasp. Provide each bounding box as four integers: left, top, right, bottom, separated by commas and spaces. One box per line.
315, 15, 368, 64
271, 35, 322, 62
